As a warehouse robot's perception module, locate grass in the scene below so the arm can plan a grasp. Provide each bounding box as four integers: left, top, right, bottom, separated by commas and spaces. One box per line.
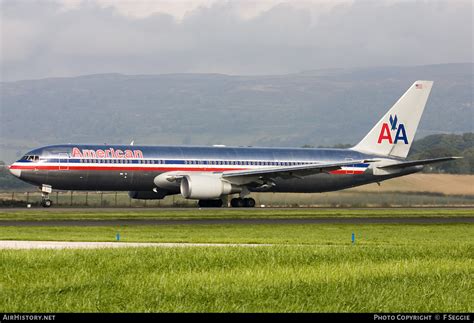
0, 243, 472, 312
0, 210, 472, 312
0, 223, 473, 245
0, 208, 473, 221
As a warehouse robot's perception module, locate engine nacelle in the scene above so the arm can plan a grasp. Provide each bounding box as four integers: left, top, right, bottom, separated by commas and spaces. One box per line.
180, 174, 240, 199
128, 189, 168, 200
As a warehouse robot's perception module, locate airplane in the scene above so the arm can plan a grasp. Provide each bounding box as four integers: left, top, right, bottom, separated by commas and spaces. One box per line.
9, 80, 459, 208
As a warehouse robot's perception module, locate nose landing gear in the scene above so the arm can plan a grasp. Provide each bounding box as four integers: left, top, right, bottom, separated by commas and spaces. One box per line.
41, 198, 53, 207
40, 184, 53, 208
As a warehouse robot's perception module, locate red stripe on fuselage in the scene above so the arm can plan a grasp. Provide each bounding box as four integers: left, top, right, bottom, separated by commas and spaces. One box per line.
329, 170, 365, 175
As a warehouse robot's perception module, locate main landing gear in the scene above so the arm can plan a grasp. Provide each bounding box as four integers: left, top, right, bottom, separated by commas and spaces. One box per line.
40, 184, 53, 208
198, 199, 223, 208
231, 197, 256, 208
197, 197, 256, 208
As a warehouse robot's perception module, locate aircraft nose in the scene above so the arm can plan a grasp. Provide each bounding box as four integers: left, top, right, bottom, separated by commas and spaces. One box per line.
9, 164, 21, 178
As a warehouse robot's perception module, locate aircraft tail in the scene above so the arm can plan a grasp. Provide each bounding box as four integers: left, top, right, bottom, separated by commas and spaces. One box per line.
352, 80, 433, 159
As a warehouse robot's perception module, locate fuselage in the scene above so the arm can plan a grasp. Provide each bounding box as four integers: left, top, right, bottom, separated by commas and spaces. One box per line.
9, 144, 420, 194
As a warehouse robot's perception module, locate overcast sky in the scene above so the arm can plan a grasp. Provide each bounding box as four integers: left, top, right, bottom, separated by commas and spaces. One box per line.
1, 0, 472, 81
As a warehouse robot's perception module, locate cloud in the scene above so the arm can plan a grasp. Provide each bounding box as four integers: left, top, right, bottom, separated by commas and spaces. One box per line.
0, 0, 472, 81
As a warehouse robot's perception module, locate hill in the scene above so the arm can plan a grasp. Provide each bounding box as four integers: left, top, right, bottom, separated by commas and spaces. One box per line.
1, 63, 472, 163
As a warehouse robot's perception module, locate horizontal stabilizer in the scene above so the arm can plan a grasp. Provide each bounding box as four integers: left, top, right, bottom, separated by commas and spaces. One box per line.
378, 157, 462, 169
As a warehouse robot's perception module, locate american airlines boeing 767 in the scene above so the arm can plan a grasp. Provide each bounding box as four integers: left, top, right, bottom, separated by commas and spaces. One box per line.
9, 81, 458, 207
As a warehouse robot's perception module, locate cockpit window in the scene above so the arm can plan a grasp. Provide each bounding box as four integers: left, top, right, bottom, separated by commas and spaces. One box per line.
21, 155, 40, 161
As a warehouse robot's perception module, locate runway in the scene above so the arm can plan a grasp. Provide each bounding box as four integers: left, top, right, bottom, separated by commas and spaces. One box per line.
0, 217, 472, 226
0, 240, 272, 249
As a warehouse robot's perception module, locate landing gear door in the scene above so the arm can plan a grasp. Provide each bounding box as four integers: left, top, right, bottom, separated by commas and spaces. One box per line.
59, 153, 69, 170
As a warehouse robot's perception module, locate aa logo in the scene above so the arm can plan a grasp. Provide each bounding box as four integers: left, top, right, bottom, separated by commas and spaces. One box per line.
377, 114, 408, 144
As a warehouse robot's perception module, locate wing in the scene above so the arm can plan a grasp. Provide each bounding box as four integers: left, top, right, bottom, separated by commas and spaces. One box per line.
221, 159, 374, 186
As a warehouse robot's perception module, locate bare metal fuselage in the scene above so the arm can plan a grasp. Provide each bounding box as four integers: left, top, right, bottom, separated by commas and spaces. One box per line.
11, 144, 421, 195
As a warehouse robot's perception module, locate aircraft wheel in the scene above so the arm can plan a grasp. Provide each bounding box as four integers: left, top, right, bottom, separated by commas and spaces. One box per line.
41, 199, 52, 208
198, 199, 223, 208
231, 198, 245, 207
243, 198, 256, 208
198, 200, 209, 207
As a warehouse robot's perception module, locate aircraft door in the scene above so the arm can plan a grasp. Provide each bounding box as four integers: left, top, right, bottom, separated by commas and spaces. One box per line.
59, 153, 69, 170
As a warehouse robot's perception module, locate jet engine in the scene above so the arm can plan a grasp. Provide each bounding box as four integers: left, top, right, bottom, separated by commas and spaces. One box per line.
180, 174, 240, 199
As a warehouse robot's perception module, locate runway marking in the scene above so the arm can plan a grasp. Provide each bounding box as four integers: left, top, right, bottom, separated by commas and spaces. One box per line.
0, 240, 272, 250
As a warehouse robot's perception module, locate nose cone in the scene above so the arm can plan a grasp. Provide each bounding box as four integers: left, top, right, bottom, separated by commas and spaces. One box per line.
9, 164, 21, 178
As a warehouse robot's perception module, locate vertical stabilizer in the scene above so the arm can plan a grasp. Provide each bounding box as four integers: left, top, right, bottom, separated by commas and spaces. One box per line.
352, 81, 433, 158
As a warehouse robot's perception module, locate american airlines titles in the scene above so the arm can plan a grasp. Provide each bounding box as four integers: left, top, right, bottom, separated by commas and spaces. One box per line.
71, 147, 144, 159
